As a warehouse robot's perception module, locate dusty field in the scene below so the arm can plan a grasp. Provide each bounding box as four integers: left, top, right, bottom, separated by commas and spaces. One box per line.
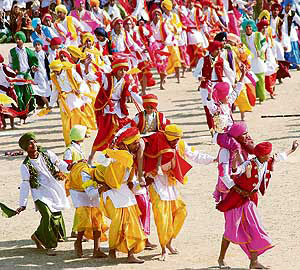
0, 43, 300, 270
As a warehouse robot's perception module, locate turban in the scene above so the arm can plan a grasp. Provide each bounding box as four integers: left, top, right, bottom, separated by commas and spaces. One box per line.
254, 142, 272, 157
256, 19, 269, 32
55, 4, 68, 14
201, 0, 212, 7
111, 58, 129, 73
32, 18, 41, 30
50, 37, 62, 46
70, 125, 87, 142
207, 41, 223, 53
228, 121, 247, 138
82, 32, 94, 45
15, 31, 26, 43
33, 38, 44, 46
19, 132, 36, 151
49, 60, 63, 71
111, 17, 123, 29
151, 8, 162, 19
258, 10, 270, 22
123, 16, 134, 25
42, 13, 52, 24
59, 49, 73, 63
94, 27, 107, 38
213, 82, 230, 101
214, 32, 227, 42
165, 124, 183, 141
161, 0, 173, 10
227, 33, 241, 45
241, 19, 257, 32
67, 46, 84, 59
142, 94, 158, 109
116, 127, 141, 145
271, 3, 282, 11
90, 0, 100, 7
74, 0, 86, 8
0, 54, 4, 63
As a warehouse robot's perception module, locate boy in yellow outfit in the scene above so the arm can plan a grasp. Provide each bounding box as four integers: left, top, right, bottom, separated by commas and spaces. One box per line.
48, 60, 96, 146
67, 125, 108, 258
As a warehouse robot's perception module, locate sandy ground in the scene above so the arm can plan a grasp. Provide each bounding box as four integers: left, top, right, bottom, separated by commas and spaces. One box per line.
0, 43, 300, 270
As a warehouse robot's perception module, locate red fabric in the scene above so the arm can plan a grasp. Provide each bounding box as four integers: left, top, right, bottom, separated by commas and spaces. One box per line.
135, 193, 151, 235
137, 61, 155, 86
265, 73, 277, 95
216, 158, 273, 212
277, 60, 291, 79
200, 55, 224, 88
143, 132, 175, 173
254, 142, 272, 157
0, 106, 29, 118
115, 126, 139, 145
40, 7, 50, 18
245, 83, 256, 107
204, 105, 215, 130
0, 54, 4, 63
207, 41, 223, 53
271, 3, 282, 12
173, 152, 193, 184
257, 19, 269, 32
50, 37, 62, 46
142, 94, 158, 108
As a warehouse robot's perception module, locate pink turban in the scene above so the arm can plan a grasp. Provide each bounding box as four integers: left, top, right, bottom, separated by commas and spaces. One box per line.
213, 82, 230, 101
74, 0, 85, 8
228, 121, 247, 138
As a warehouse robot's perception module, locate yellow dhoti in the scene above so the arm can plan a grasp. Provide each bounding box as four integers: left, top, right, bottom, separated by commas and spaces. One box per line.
73, 206, 108, 241
235, 86, 253, 113
166, 46, 181, 75
100, 197, 146, 254
149, 185, 187, 247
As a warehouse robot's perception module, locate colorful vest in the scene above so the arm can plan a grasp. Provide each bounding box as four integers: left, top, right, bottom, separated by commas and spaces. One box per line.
136, 111, 166, 134
200, 55, 224, 88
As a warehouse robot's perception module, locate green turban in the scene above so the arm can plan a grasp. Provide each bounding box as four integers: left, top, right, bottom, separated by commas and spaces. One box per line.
15, 31, 26, 43
19, 132, 36, 151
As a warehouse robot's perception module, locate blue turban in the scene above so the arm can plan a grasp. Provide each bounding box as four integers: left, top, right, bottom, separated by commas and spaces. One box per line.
282, 0, 294, 6
94, 27, 107, 38
241, 19, 258, 32
33, 38, 44, 46
32, 18, 42, 30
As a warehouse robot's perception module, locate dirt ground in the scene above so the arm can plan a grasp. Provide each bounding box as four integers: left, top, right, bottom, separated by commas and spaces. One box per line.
0, 43, 300, 270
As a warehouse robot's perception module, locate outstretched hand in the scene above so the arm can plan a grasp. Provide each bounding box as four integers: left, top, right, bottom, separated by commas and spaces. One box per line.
16, 206, 25, 214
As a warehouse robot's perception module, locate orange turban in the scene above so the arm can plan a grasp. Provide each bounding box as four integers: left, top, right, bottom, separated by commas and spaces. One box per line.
116, 127, 141, 145
90, 0, 100, 7
142, 94, 158, 109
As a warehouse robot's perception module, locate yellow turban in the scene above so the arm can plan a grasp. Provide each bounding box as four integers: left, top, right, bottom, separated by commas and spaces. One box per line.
82, 32, 94, 45
165, 124, 183, 141
67, 46, 84, 59
49, 60, 63, 71
90, 0, 100, 7
55, 4, 68, 14
258, 10, 270, 22
162, 0, 173, 11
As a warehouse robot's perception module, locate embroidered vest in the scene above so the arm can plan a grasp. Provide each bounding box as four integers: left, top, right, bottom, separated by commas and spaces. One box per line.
200, 55, 224, 88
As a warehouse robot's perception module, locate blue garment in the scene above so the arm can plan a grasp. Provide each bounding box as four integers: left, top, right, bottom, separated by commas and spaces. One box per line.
31, 26, 53, 42
284, 41, 300, 66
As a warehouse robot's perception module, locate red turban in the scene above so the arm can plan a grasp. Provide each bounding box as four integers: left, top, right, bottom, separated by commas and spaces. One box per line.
201, 0, 212, 7
116, 127, 140, 145
213, 82, 230, 101
0, 54, 4, 63
50, 37, 62, 46
111, 58, 129, 73
254, 142, 272, 157
111, 17, 123, 29
151, 8, 162, 20
142, 94, 158, 109
42, 13, 52, 24
271, 3, 282, 11
208, 41, 223, 53
256, 19, 269, 32
59, 50, 74, 63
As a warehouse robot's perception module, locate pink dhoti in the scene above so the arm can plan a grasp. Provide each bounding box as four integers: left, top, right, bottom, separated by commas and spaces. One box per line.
135, 193, 151, 236
224, 200, 274, 259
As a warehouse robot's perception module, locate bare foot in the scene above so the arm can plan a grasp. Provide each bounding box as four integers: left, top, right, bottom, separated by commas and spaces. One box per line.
93, 249, 108, 258
218, 258, 231, 269
108, 249, 116, 259
249, 261, 270, 269
145, 240, 157, 250
31, 234, 45, 250
160, 86, 165, 90
74, 240, 83, 258
127, 254, 144, 264
159, 252, 167, 261
166, 244, 179, 254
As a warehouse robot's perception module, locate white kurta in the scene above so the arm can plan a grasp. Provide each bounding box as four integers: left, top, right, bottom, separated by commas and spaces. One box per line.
32, 50, 51, 97
152, 142, 214, 201
19, 150, 70, 212
270, 16, 285, 60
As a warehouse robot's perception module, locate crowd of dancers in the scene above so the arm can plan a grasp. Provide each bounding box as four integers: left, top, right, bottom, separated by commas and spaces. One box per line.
0, 0, 300, 269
